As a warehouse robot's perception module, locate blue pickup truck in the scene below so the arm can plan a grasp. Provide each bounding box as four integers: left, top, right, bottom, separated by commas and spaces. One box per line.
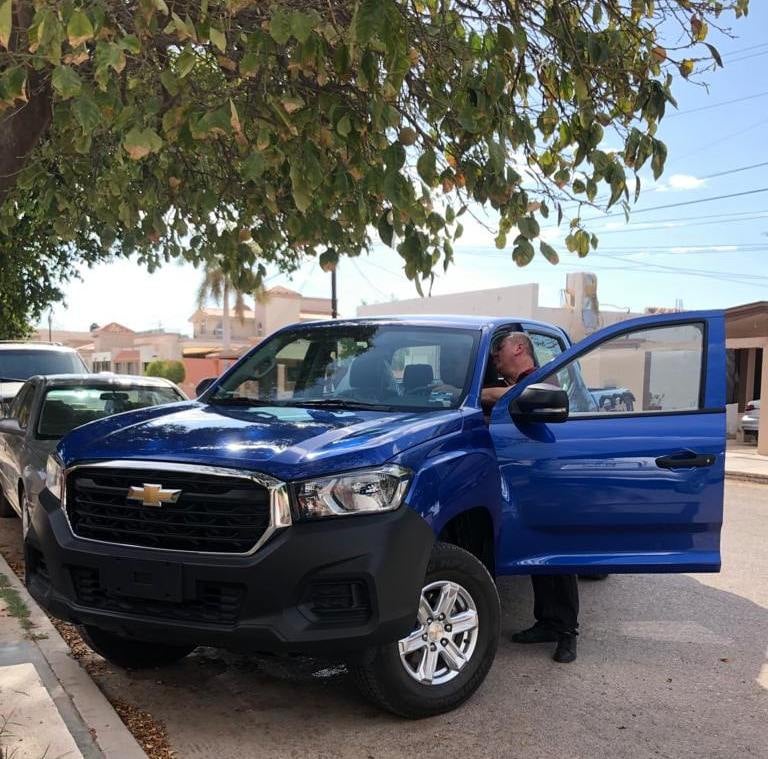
28, 312, 725, 717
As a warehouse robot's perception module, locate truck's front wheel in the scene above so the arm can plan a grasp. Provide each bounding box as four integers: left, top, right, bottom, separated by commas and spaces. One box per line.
80, 625, 195, 669
350, 542, 500, 718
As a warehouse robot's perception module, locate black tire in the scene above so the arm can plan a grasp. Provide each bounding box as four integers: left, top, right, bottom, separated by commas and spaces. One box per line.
349, 541, 500, 719
80, 625, 195, 669
0, 489, 16, 518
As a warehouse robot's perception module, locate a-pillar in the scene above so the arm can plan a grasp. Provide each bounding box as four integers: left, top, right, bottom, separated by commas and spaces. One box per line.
758, 343, 768, 456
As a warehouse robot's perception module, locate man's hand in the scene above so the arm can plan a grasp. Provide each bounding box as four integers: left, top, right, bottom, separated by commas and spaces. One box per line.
481, 385, 510, 409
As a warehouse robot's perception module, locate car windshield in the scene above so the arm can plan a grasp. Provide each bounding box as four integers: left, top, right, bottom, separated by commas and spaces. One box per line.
36, 385, 182, 439
0, 349, 86, 380
209, 324, 479, 411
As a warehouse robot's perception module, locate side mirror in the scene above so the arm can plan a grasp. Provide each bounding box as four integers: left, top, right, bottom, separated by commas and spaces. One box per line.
195, 377, 216, 397
508, 383, 569, 424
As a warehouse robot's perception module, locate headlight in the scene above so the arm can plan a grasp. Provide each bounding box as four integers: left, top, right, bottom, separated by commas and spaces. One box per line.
45, 455, 64, 500
293, 465, 411, 520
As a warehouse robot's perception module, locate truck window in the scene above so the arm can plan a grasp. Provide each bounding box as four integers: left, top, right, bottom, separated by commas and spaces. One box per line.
561, 322, 705, 415
210, 325, 480, 411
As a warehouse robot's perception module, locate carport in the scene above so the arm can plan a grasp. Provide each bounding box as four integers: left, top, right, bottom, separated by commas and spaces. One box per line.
726, 301, 768, 454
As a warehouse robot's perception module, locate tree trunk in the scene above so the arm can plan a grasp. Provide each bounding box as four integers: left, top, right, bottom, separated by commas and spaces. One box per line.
222, 280, 231, 353
0, 2, 52, 206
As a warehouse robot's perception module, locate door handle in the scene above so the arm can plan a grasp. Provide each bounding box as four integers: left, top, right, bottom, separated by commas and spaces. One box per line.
655, 451, 716, 469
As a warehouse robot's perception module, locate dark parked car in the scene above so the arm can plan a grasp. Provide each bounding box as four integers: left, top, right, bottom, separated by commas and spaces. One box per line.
0, 343, 88, 415
0, 374, 186, 529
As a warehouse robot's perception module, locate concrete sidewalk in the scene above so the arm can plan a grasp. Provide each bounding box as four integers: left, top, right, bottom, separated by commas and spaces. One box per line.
0, 553, 146, 759
725, 441, 768, 483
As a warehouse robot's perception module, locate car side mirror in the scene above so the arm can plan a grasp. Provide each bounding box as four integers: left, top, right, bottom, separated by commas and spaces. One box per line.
195, 377, 216, 397
508, 383, 569, 424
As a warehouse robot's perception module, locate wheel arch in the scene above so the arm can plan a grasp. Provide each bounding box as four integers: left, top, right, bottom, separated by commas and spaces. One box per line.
437, 507, 496, 577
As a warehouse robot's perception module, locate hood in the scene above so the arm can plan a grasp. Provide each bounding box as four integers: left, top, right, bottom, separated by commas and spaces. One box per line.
57, 401, 463, 480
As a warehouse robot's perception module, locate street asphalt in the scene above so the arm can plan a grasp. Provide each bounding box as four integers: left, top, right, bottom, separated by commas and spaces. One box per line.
1, 481, 765, 759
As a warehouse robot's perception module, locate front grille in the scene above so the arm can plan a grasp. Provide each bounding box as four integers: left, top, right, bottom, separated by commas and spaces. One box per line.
66, 467, 271, 553
71, 566, 245, 625
305, 580, 371, 624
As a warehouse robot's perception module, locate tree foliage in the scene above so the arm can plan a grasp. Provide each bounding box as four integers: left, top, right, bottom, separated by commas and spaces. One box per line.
145, 358, 186, 383
0, 0, 751, 321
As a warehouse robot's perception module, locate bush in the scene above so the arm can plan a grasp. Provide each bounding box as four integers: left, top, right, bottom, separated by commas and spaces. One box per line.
145, 360, 185, 384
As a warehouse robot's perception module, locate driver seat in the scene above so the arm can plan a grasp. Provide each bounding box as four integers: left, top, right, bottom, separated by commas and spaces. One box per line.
403, 364, 434, 396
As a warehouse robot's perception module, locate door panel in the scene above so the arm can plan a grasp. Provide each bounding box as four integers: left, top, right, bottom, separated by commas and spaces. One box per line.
490, 311, 725, 575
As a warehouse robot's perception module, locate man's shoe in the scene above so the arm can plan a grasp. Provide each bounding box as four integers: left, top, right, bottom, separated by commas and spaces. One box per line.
509, 624, 559, 644
553, 634, 577, 663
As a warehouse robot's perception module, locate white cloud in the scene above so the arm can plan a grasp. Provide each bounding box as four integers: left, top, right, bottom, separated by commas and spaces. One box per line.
652, 173, 707, 193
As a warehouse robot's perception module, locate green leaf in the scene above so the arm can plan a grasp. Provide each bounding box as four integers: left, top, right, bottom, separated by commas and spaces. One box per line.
67, 9, 94, 47
52, 66, 82, 100
416, 149, 437, 185
269, 7, 292, 44
290, 10, 319, 43
378, 211, 394, 247
651, 140, 668, 180
209, 26, 226, 53
0, 67, 27, 104
71, 94, 101, 133
497, 24, 515, 51
160, 69, 179, 96
517, 216, 540, 240
357, 0, 385, 45
123, 127, 163, 160
119, 35, 141, 54
705, 43, 723, 67
512, 237, 535, 267
336, 114, 352, 137
540, 241, 559, 265
176, 46, 196, 78
0, 0, 11, 50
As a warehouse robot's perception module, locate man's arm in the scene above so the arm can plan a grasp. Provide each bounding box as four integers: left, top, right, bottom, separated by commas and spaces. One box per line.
481, 385, 509, 409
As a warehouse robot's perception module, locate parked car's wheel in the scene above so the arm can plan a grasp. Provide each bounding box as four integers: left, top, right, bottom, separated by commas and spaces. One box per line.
19, 487, 31, 537
0, 489, 16, 518
350, 541, 500, 719
80, 625, 195, 669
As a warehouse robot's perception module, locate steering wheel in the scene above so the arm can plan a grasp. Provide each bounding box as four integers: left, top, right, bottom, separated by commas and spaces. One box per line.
403, 384, 433, 397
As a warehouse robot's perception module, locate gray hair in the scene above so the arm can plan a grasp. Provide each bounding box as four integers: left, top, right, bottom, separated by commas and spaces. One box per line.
492, 331, 534, 359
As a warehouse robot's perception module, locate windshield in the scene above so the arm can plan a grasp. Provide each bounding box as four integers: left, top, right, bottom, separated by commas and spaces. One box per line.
0, 349, 86, 380
36, 385, 183, 439
209, 324, 479, 411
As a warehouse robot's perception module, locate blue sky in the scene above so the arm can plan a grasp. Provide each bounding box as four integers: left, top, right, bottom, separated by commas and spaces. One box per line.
47, 5, 768, 336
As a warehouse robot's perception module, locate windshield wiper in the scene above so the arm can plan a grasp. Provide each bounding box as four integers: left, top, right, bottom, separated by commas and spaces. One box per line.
208, 397, 286, 407
0, 377, 23, 382
294, 399, 396, 412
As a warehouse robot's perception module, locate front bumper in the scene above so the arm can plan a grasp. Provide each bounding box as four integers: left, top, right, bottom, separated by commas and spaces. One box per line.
739, 415, 759, 433
26, 489, 433, 658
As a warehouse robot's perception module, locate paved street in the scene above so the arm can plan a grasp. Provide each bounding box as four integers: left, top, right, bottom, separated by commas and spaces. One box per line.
1, 482, 765, 759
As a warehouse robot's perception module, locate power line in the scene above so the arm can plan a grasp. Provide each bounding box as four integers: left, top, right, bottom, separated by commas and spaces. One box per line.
665, 90, 768, 118
592, 211, 768, 235
671, 115, 768, 162
726, 49, 768, 64
584, 186, 768, 220
701, 160, 768, 179
721, 41, 768, 57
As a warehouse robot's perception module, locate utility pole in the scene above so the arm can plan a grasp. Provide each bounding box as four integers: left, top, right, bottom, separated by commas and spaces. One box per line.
47, 309, 53, 342
331, 268, 338, 319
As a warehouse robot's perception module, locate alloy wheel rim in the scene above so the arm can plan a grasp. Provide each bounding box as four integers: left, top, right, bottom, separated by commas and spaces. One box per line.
398, 579, 479, 685
21, 495, 30, 539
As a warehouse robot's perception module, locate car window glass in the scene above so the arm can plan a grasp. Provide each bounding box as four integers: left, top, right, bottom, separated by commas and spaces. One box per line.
562, 323, 705, 415
0, 349, 86, 380
528, 333, 565, 367
12, 384, 35, 428
37, 385, 182, 439
211, 325, 478, 411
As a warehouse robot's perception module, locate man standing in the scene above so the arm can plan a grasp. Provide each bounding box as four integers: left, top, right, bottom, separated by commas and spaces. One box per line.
481, 332, 579, 664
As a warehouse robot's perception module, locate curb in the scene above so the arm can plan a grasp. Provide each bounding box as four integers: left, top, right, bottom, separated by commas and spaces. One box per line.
0, 552, 147, 759
725, 471, 768, 484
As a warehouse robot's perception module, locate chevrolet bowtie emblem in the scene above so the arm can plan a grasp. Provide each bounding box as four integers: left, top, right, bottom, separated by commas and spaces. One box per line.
126, 483, 182, 507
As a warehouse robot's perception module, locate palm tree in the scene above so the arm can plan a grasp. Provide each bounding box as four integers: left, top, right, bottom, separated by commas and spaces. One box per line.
196, 264, 248, 353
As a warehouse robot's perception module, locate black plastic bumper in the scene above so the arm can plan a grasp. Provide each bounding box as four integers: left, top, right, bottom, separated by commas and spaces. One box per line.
26, 489, 434, 658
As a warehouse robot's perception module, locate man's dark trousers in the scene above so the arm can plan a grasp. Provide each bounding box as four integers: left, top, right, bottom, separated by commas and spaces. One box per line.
532, 574, 579, 634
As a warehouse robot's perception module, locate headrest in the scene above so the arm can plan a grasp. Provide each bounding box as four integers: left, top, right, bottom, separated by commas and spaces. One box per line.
349, 354, 392, 392
403, 363, 434, 390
